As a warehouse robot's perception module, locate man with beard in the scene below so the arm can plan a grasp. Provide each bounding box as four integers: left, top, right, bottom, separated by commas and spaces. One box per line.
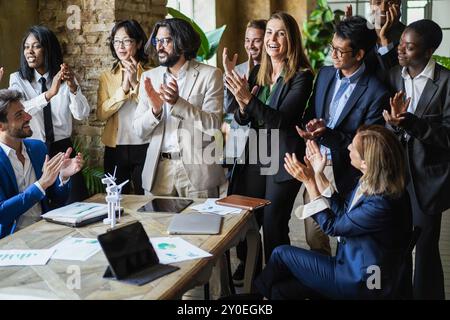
133, 18, 225, 198
0, 89, 84, 239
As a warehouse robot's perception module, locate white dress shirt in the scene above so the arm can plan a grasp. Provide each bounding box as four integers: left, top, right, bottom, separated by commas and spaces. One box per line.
401, 58, 436, 114
160, 61, 189, 153
9, 70, 90, 142
0, 141, 45, 230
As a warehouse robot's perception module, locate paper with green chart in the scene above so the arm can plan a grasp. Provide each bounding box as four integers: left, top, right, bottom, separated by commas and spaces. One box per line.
0, 249, 55, 266
50, 237, 101, 261
150, 237, 212, 264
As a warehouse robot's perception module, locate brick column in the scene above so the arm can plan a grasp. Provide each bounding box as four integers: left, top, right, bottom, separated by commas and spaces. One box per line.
38, 0, 167, 166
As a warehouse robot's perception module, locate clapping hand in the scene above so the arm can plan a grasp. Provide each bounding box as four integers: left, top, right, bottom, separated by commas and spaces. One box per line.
379, 4, 400, 46
296, 118, 326, 140
60, 147, 84, 181
160, 78, 179, 105
61, 63, 78, 93
383, 90, 410, 127
144, 77, 163, 116
38, 152, 65, 190
344, 4, 353, 19
122, 56, 139, 90
284, 153, 315, 184
225, 70, 258, 111
305, 140, 326, 174
223, 47, 238, 76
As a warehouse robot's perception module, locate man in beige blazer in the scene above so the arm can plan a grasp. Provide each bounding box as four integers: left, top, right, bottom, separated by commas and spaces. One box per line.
133, 18, 225, 198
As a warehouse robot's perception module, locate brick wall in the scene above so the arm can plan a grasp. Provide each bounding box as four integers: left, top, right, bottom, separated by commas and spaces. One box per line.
38, 0, 167, 167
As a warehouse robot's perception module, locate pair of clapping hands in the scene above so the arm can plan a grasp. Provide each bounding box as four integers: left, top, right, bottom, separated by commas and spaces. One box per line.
287, 90, 410, 183
44, 63, 78, 101
143, 75, 179, 117
38, 147, 84, 190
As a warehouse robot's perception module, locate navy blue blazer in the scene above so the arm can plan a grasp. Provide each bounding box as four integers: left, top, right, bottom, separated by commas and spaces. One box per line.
304, 66, 389, 195
313, 187, 412, 299
0, 139, 71, 238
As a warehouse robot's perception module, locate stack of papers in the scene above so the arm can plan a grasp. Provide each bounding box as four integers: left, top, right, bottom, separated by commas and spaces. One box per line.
0, 249, 55, 266
50, 237, 102, 261
41, 202, 108, 225
190, 198, 242, 215
150, 237, 212, 264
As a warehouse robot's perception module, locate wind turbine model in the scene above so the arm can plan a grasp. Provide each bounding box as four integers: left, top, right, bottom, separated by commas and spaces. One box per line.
101, 167, 128, 228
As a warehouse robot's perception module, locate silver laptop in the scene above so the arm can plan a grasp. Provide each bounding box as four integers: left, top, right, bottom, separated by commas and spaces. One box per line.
167, 213, 223, 235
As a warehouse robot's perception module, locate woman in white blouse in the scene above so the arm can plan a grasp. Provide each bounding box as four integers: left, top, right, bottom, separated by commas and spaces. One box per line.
9, 25, 90, 202
254, 125, 413, 299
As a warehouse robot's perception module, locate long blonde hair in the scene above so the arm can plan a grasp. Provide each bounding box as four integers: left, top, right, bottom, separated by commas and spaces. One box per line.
256, 12, 313, 86
355, 125, 406, 198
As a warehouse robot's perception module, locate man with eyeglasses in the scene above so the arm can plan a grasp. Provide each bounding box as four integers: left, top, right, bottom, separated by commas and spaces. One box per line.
133, 18, 225, 199
346, 0, 405, 80
297, 16, 389, 256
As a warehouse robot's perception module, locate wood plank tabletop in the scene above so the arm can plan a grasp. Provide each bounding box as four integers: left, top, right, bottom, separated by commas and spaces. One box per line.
0, 194, 255, 300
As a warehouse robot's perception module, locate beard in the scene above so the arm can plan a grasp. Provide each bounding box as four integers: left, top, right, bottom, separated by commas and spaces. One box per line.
9, 124, 32, 139
158, 50, 182, 67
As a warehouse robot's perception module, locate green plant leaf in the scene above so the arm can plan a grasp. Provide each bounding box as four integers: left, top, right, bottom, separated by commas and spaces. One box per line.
204, 25, 227, 60
434, 55, 450, 69
317, 0, 328, 8
167, 7, 209, 60
324, 9, 334, 23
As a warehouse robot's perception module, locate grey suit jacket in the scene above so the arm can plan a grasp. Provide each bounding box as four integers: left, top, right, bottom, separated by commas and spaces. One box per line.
133, 60, 226, 193
387, 63, 450, 214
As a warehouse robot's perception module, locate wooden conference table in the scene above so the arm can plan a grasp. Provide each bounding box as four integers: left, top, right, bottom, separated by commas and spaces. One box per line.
0, 194, 260, 300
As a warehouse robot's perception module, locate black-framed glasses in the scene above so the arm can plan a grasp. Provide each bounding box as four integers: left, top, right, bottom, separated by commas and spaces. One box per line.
328, 44, 353, 58
151, 37, 173, 48
113, 38, 135, 48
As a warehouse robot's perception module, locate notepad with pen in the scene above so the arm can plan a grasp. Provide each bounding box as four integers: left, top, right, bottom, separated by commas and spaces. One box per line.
215, 195, 271, 211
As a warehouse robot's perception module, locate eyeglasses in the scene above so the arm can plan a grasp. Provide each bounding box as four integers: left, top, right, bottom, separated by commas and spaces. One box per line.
329, 44, 353, 58
151, 37, 173, 48
113, 38, 135, 48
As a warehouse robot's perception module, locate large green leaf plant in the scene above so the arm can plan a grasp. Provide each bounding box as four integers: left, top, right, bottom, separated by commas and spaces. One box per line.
303, 0, 344, 71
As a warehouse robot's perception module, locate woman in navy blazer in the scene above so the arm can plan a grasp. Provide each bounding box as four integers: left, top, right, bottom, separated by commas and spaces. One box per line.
254, 125, 412, 299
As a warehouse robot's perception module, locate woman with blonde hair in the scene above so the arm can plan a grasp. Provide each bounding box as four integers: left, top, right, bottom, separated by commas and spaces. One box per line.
224, 11, 314, 282
254, 125, 412, 299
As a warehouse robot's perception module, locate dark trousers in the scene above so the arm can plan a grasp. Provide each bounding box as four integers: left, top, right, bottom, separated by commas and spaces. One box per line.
104, 144, 149, 195
230, 163, 301, 264
48, 138, 89, 203
411, 195, 445, 300
254, 245, 333, 300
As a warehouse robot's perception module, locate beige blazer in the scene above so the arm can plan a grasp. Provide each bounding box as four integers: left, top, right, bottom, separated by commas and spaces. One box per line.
133, 60, 226, 192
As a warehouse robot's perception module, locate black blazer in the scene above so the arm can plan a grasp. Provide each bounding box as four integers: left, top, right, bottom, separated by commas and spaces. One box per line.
304, 66, 389, 195
233, 65, 314, 182
387, 63, 450, 215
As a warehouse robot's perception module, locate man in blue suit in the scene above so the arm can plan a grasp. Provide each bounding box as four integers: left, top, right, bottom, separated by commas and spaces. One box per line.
0, 89, 84, 238
298, 16, 389, 256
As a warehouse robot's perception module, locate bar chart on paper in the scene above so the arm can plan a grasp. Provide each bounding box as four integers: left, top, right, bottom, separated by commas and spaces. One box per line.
0, 249, 55, 266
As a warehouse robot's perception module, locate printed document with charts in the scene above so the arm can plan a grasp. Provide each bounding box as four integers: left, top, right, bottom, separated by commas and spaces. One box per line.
41, 202, 108, 226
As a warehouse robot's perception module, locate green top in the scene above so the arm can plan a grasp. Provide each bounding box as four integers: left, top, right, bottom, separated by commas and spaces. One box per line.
255, 72, 284, 127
